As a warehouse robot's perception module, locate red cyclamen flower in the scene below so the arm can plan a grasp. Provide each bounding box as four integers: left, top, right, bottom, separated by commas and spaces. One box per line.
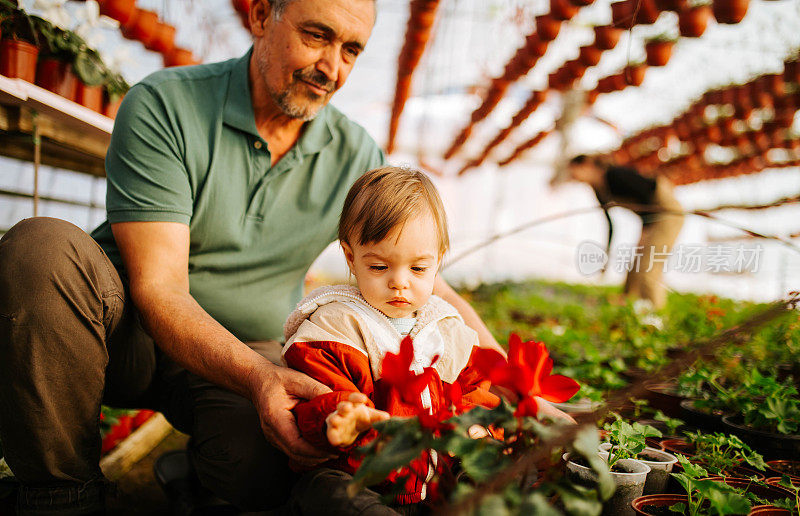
479, 334, 580, 417
381, 336, 436, 410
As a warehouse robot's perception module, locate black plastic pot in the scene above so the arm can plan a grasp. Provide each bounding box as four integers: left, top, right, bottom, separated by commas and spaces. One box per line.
679, 399, 726, 432
643, 382, 685, 418
722, 416, 800, 460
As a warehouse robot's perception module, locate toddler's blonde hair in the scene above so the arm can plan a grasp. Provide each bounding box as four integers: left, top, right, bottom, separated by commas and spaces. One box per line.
338, 166, 449, 257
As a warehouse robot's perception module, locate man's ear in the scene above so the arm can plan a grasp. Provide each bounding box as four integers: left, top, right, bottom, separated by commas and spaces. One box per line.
249, 0, 272, 37
341, 241, 356, 274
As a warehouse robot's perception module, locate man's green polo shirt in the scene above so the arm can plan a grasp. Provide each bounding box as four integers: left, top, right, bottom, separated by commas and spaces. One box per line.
91, 50, 384, 342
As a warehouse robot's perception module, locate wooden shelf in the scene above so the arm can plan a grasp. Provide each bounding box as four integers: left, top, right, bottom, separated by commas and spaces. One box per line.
0, 75, 113, 177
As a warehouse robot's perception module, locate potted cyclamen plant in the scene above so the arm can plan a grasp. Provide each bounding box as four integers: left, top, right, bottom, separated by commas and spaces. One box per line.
0, 3, 40, 83
349, 335, 624, 514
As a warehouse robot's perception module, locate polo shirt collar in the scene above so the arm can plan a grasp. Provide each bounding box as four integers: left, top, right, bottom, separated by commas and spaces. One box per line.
223, 47, 333, 157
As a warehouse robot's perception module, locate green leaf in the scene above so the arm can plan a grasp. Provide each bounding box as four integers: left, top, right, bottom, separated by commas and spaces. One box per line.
520, 492, 563, 516
555, 484, 603, 516
351, 431, 426, 488
571, 426, 614, 500
668, 502, 686, 514
476, 494, 510, 516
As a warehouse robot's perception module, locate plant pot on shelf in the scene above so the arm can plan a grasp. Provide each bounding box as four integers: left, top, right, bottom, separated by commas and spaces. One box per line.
713, 0, 749, 24
594, 25, 623, 50
535, 14, 562, 41
645, 40, 674, 67
722, 415, 800, 460
566, 455, 651, 516
631, 494, 690, 515
76, 82, 103, 112
0, 38, 39, 83
103, 93, 124, 119
678, 5, 712, 37
708, 477, 791, 504
35, 58, 78, 100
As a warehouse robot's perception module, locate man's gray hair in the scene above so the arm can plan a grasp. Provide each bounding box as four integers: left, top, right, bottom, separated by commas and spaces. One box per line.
266, 0, 294, 19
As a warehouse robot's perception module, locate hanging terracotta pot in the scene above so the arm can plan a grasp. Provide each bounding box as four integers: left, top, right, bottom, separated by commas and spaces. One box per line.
35, 58, 79, 100
635, 0, 662, 25
525, 33, 549, 57
98, 0, 137, 25
122, 9, 159, 47
678, 5, 712, 37
720, 86, 736, 105
610, 73, 627, 91
597, 77, 615, 93
0, 38, 39, 83
757, 73, 784, 97
579, 45, 603, 66
750, 132, 770, 152
536, 15, 562, 41
705, 124, 723, 143
566, 59, 587, 80
76, 82, 104, 112
644, 39, 675, 66
593, 25, 624, 50
623, 64, 647, 86
704, 89, 723, 105
586, 89, 600, 104
655, 0, 687, 11
712, 0, 749, 24
550, 0, 580, 20
783, 59, 800, 85
145, 22, 176, 54
163, 47, 199, 67
611, 0, 636, 29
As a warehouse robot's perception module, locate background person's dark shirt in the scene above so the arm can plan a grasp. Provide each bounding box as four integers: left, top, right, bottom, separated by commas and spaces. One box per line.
593, 166, 658, 253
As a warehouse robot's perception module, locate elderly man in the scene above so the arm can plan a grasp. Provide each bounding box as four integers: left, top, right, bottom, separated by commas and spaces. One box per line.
0, 0, 508, 513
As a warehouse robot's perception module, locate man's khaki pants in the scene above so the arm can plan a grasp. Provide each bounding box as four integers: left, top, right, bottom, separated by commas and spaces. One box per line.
0, 218, 293, 515
624, 177, 684, 309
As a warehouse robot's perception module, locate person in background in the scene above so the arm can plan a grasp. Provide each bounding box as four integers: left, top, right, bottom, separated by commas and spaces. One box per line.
566, 155, 684, 309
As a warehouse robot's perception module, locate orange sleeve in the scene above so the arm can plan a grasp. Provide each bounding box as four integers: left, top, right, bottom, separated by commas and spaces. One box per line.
284, 341, 376, 451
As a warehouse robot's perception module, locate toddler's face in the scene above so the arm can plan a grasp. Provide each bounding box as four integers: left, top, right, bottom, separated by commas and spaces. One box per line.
342, 213, 441, 319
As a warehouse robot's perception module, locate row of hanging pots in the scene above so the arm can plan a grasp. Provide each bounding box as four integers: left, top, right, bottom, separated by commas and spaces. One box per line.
97, 0, 199, 67
443, 0, 596, 159
497, 130, 552, 167
619, 68, 797, 163
387, 0, 441, 153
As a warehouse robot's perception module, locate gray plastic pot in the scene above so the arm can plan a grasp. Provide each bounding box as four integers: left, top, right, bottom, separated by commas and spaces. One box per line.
565, 453, 651, 516
599, 443, 678, 495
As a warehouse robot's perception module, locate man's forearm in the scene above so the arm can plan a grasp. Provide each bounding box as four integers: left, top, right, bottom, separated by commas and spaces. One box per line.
132, 285, 270, 400
433, 277, 507, 357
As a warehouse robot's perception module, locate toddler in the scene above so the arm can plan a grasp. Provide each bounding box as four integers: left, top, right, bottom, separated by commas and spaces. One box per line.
281, 166, 499, 513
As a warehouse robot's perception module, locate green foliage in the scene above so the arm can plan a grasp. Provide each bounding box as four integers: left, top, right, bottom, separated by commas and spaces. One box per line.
654, 411, 684, 435
603, 418, 662, 468
683, 431, 765, 475
670, 456, 751, 515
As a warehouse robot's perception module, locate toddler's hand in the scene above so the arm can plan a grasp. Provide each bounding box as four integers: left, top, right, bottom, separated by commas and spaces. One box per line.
326, 392, 390, 447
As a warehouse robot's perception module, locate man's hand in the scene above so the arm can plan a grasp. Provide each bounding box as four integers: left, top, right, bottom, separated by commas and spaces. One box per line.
325, 393, 389, 447
247, 363, 335, 467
